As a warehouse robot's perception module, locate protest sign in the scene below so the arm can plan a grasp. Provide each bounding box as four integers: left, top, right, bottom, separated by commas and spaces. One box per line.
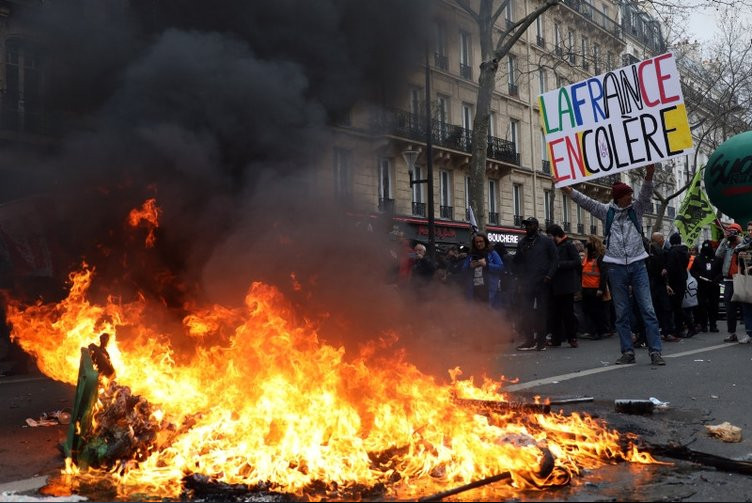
539, 52, 693, 187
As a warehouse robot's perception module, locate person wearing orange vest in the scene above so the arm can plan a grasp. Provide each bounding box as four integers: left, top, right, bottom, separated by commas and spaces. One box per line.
581, 236, 610, 340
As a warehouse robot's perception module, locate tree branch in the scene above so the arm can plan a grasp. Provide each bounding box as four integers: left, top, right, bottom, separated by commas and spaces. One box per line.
490, 0, 510, 26
455, 0, 480, 24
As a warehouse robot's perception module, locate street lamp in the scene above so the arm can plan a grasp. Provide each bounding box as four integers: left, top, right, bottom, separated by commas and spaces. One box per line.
402, 148, 421, 186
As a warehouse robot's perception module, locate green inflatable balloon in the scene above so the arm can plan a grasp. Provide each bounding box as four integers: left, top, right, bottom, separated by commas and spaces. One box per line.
704, 131, 752, 225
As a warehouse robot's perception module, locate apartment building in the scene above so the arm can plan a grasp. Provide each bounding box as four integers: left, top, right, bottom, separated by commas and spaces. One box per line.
320, 0, 678, 251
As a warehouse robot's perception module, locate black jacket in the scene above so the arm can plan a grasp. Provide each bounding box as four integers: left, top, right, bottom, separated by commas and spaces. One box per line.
666, 244, 689, 290
551, 237, 582, 296
513, 232, 558, 290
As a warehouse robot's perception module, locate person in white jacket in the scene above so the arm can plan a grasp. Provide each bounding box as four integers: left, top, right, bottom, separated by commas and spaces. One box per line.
562, 164, 665, 366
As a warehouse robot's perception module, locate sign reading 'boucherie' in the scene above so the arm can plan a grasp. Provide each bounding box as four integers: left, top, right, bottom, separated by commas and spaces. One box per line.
539, 52, 694, 187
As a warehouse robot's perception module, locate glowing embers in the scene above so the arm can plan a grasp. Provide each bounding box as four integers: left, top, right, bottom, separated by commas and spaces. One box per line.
128, 198, 161, 248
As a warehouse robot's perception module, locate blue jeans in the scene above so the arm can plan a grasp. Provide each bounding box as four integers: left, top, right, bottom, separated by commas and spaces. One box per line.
606, 260, 663, 354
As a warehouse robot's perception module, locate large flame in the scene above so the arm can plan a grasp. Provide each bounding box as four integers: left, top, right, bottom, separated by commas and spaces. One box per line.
5, 200, 658, 500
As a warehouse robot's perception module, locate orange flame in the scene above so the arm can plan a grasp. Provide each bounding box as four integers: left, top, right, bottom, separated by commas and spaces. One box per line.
7, 266, 659, 500
128, 198, 160, 248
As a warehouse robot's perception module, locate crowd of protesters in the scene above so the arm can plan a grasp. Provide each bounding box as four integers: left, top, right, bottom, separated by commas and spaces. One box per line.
390, 164, 752, 366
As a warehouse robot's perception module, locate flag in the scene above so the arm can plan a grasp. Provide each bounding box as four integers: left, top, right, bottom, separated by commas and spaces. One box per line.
467, 206, 478, 235
675, 167, 716, 246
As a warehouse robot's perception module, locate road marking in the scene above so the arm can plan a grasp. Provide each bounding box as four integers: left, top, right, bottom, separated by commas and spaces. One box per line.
0, 475, 48, 494
504, 343, 734, 392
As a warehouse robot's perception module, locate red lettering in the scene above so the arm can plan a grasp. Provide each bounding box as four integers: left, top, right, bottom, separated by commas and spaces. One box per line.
637, 59, 660, 106
565, 133, 585, 177
549, 138, 570, 182
654, 53, 679, 104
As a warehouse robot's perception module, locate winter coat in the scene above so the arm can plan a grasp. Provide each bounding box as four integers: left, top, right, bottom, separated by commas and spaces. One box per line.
551, 237, 582, 296
666, 244, 689, 291
461, 249, 504, 303
569, 180, 653, 265
513, 232, 558, 291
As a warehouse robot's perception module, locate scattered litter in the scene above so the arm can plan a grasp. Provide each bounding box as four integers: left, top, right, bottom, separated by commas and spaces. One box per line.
705, 422, 742, 443
23, 410, 71, 428
649, 397, 670, 411
693, 359, 704, 362
549, 396, 594, 405
710, 395, 719, 399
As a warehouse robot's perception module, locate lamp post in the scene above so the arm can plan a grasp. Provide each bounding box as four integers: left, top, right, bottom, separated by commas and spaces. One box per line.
401, 47, 436, 259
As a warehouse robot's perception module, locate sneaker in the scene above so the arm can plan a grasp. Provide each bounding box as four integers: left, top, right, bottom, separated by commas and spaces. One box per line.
650, 353, 666, 366
724, 334, 738, 343
568, 338, 579, 348
614, 352, 636, 365
516, 342, 538, 351
738, 334, 751, 344
535, 344, 547, 352
663, 334, 681, 342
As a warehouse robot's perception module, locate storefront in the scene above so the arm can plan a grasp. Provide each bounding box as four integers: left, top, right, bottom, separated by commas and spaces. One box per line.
394, 216, 525, 251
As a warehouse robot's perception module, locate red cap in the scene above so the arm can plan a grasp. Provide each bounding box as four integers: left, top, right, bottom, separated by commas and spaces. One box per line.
611, 181, 633, 201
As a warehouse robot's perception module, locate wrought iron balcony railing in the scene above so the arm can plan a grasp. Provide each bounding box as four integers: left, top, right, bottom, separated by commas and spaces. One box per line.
514, 214, 524, 226
488, 212, 499, 225
434, 52, 448, 71
440, 205, 454, 220
577, 223, 585, 234
541, 160, 551, 174
563, 221, 572, 232
412, 202, 426, 217
536, 35, 545, 48
667, 206, 676, 218
590, 224, 598, 235
508, 83, 518, 96
562, 0, 623, 40
459, 63, 472, 80
545, 219, 555, 230
371, 108, 520, 165
378, 197, 395, 213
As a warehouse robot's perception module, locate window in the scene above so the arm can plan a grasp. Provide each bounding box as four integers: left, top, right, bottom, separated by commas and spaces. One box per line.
437, 94, 449, 139
378, 158, 392, 200
593, 43, 600, 74
434, 21, 448, 70
562, 195, 570, 223
489, 180, 498, 215
509, 119, 519, 154
410, 87, 422, 117
538, 67, 546, 94
489, 111, 496, 138
607, 51, 613, 71
535, 16, 545, 46
413, 165, 424, 204
505, 0, 514, 25
507, 55, 517, 95
4, 39, 41, 132
461, 103, 473, 131
465, 176, 471, 215
554, 23, 562, 56
440, 170, 452, 218
581, 37, 589, 70
577, 204, 583, 225
540, 130, 550, 173
513, 184, 522, 217
568, 31, 575, 64
544, 189, 552, 221
459, 31, 472, 79
333, 148, 352, 201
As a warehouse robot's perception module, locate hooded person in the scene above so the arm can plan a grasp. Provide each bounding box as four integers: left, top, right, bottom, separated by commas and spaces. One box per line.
512, 217, 558, 351
691, 239, 720, 332
561, 164, 666, 366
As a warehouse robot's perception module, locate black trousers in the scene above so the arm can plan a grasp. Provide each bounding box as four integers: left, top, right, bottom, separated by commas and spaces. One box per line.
582, 288, 609, 336
520, 284, 551, 346
550, 293, 579, 344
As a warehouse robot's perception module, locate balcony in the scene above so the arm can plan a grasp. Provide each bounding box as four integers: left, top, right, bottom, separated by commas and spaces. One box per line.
646, 203, 656, 214
508, 83, 519, 96
460, 63, 472, 80
590, 174, 621, 188
667, 206, 676, 218
514, 214, 524, 226
371, 108, 521, 166
434, 52, 448, 71
536, 35, 545, 48
378, 197, 395, 213
488, 212, 499, 224
577, 223, 585, 234
555, 46, 563, 57
541, 160, 551, 174
412, 202, 426, 217
590, 224, 598, 235
545, 218, 555, 230
440, 205, 454, 220
582, 61, 589, 71
562, 0, 623, 40
563, 221, 572, 232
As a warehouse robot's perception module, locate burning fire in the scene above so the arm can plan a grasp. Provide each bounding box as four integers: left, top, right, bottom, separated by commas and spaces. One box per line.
6, 199, 658, 500
127, 198, 160, 248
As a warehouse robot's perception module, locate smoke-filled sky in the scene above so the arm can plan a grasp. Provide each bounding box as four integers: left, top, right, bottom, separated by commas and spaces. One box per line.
1, 0, 513, 380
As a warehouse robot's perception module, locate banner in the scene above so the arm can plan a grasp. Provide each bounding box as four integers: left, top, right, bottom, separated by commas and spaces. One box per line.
539, 52, 694, 187
675, 167, 716, 246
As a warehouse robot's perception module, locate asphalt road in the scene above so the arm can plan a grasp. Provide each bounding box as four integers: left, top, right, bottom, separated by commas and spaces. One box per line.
1, 329, 751, 501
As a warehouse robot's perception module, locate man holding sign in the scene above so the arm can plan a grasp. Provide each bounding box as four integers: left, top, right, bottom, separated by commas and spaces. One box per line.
562, 165, 665, 366
540, 53, 693, 187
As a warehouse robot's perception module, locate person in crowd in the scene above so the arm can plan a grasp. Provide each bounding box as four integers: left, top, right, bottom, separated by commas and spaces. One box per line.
513, 217, 558, 351
461, 233, 503, 307
562, 164, 665, 366
410, 243, 436, 297
571, 239, 586, 337
581, 236, 610, 340
648, 232, 677, 341
493, 242, 515, 311
691, 240, 720, 333
546, 224, 582, 348
716, 222, 745, 341
665, 232, 693, 338
733, 237, 752, 344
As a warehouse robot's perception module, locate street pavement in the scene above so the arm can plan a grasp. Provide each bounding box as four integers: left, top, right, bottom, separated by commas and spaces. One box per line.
1, 329, 751, 501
